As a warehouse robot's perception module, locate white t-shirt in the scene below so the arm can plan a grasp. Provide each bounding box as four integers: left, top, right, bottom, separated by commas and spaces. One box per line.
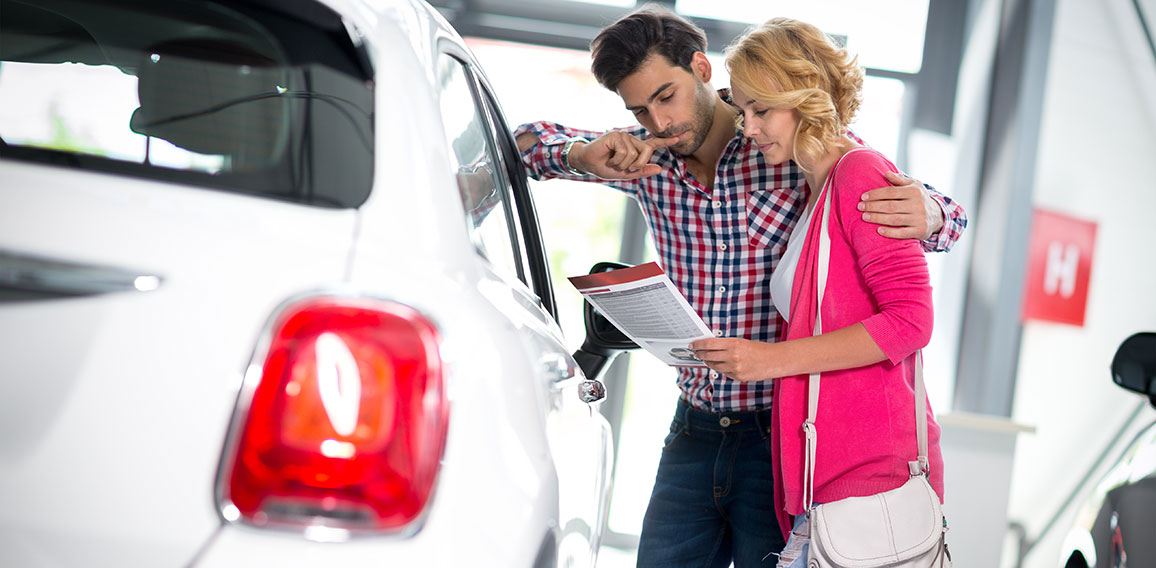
770, 198, 816, 324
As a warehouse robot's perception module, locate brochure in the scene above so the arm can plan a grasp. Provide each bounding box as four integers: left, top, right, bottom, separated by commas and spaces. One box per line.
568, 262, 714, 367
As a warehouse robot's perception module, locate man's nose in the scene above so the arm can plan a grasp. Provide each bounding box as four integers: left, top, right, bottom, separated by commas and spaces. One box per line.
652, 111, 672, 134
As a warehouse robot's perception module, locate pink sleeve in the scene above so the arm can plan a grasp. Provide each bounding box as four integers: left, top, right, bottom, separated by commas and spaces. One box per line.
831, 150, 933, 364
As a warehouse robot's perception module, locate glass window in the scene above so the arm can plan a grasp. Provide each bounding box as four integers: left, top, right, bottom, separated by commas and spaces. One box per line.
677, 0, 930, 73
436, 55, 524, 284
856, 76, 906, 162
465, 37, 636, 343
0, 0, 374, 208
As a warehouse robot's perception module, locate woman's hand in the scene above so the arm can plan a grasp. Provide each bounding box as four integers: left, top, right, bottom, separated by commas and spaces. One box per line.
689, 337, 779, 382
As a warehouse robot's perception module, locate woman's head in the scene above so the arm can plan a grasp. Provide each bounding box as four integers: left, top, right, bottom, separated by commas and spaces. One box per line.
724, 18, 863, 168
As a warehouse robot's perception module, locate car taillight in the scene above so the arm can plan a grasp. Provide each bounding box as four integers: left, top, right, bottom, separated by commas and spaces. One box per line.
222, 298, 447, 532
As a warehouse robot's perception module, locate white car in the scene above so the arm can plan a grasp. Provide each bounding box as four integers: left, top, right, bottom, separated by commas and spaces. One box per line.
0, 0, 615, 566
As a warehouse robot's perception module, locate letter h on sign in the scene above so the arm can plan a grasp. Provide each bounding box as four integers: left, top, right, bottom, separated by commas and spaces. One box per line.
1021, 209, 1097, 326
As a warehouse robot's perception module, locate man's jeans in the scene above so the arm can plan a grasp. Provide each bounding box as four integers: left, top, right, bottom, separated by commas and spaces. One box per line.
636, 400, 785, 567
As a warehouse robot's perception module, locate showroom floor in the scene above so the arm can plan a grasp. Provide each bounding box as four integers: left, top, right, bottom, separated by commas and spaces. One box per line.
598, 546, 637, 567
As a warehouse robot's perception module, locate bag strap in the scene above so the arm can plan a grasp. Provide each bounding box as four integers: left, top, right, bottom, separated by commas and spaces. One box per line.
913, 352, 930, 474
802, 150, 929, 512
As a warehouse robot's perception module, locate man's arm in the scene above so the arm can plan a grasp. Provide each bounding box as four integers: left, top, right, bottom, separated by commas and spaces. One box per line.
515, 121, 678, 184
514, 121, 613, 182
856, 171, 968, 253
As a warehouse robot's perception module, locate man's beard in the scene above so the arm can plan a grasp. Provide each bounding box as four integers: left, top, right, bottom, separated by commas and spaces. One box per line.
656, 84, 715, 157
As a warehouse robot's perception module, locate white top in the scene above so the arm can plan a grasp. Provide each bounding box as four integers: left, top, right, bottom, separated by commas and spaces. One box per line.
770, 197, 816, 323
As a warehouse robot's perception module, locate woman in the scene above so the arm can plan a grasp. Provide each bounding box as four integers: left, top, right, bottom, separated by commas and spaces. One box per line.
689, 18, 946, 567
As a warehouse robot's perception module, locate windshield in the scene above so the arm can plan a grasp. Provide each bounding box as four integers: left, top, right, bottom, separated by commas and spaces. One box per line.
0, 0, 374, 208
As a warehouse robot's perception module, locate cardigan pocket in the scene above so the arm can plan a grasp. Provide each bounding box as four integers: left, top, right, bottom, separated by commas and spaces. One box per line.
744, 187, 797, 251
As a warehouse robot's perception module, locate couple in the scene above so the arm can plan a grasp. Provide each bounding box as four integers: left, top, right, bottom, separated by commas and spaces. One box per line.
516, 6, 958, 568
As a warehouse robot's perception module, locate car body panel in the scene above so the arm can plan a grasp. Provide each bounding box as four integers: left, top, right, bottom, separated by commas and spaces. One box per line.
0, 0, 613, 565
0, 161, 357, 565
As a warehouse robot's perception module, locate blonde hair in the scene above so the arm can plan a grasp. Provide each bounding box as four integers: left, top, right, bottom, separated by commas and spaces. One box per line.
724, 18, 863, 169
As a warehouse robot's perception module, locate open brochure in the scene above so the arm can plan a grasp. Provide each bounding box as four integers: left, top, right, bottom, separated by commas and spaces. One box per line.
567, 262, 714, 367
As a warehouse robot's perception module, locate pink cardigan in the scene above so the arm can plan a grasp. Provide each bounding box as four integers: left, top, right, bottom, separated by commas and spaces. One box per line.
771, 148, 944, 536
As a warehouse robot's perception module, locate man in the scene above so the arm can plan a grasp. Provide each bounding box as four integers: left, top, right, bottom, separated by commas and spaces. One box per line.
515, 6, 966, 567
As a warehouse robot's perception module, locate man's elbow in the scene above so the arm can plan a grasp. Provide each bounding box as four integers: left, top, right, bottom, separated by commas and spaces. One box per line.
516, 132, 540, 153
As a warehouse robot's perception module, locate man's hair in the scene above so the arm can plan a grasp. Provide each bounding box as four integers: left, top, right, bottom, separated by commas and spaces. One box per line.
590, 4, 708, 92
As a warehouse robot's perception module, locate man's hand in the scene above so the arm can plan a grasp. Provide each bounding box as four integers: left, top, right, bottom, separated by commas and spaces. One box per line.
688, 337, 776, 383
568, 131, 681, 180
857, 171, 945, 240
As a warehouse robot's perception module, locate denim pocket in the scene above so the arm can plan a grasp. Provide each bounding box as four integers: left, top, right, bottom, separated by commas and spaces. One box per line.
662, 421, 687, 450
745, 188, 797, 250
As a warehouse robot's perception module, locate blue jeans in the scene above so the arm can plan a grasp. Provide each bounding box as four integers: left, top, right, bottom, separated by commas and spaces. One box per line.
636, 400, 785, 567
776, 513, 811, 568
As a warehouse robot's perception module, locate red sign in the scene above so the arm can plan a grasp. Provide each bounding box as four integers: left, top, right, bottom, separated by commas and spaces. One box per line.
1021, 209, 1097, 326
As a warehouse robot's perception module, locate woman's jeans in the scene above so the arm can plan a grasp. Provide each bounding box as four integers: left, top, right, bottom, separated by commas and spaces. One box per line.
636, 400, 785, 567
776, 512, 812, 568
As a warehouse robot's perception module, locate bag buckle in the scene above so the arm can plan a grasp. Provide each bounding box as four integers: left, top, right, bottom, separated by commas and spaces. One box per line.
908, 458, 929, 477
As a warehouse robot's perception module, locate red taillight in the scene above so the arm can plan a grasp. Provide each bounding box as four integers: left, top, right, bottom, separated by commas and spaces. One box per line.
224, 298, 447, 531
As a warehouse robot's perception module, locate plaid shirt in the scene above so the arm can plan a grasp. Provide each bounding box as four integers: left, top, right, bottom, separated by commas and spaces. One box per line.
515, 117, 967, 412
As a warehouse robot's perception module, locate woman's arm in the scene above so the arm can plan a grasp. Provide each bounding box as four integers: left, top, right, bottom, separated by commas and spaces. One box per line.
691, 323, 883, 382
841, 154, 934, 363
692, 150, 932, 382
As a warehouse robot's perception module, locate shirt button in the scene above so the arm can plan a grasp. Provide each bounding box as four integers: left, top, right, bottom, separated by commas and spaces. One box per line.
718, 286, 726, 293
710, 371, 719, 379
713, 200, 722, 208
719, 416, 732, 428
714, 329, 724, 337
719, 243, 728, 251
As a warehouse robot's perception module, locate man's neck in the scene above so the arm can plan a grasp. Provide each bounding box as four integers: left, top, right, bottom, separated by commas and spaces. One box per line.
682, 98, 738, 185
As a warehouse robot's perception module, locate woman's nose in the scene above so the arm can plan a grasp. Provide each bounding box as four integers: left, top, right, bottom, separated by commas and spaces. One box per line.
743, 118, 759, 137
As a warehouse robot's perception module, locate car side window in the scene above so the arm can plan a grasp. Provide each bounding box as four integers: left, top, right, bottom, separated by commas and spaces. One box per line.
436, 55, 524, 285
476, 87, 539, 296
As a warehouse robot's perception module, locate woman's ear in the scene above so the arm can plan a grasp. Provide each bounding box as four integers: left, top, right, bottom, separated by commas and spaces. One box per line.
691, 51, 712, 83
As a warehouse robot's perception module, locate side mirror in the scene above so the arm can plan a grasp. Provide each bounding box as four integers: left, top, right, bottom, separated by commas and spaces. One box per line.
572, 262, 640, 400
582, 261, 641, 352
1111, 332, 1156, 405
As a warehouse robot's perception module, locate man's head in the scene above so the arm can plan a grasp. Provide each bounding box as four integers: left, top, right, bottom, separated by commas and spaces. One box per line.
591, 5, 719, 156
590, 4, 706, 92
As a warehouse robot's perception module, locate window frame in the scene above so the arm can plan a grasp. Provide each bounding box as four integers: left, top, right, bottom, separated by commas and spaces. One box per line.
437, 47, 560, 321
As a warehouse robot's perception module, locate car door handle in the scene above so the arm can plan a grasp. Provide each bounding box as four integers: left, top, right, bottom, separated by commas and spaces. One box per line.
540, 352, 577, 383
0, 249, 163, 297
541, 352, 607, 403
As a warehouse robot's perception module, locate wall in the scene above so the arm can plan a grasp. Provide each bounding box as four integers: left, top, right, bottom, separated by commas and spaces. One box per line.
1006, 0, 1156, 566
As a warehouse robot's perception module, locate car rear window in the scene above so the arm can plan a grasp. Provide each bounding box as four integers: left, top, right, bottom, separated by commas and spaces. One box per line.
0, 0, 374, 208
